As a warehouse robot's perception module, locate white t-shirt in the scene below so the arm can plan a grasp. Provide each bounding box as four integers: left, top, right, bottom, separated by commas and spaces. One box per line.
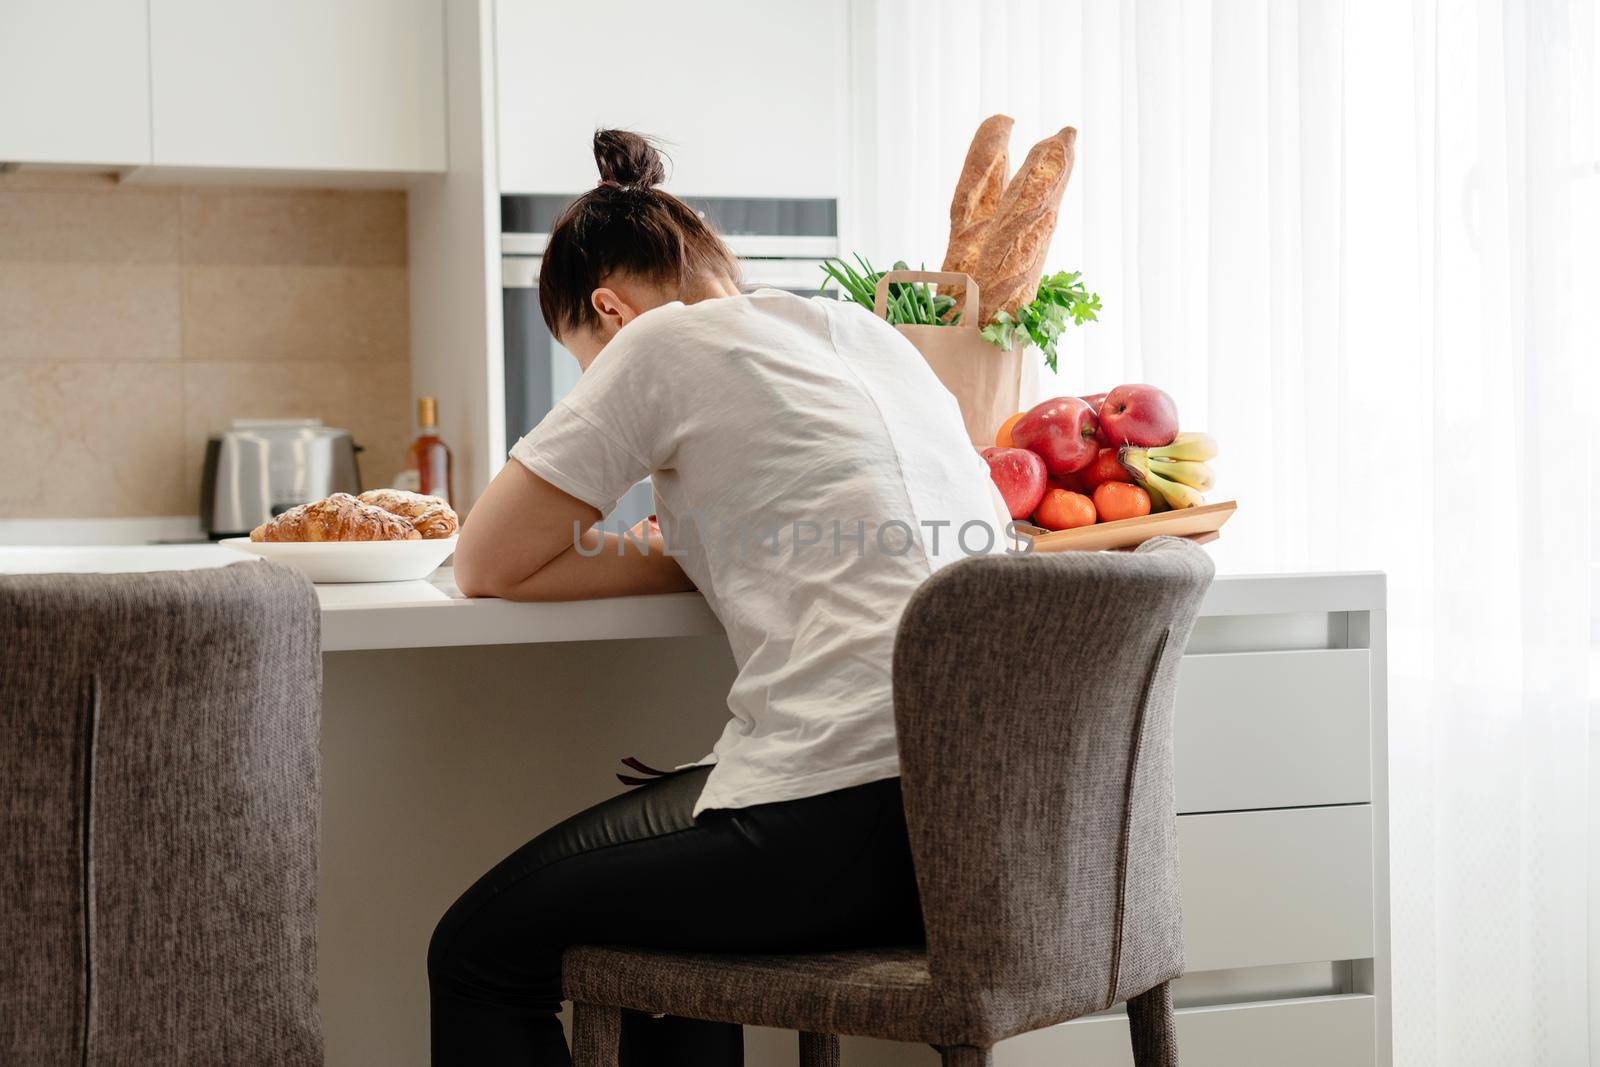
510, 288, 1006, 814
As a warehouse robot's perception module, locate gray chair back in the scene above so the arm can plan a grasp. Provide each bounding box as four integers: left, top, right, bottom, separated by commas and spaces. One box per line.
0, 562, 323, 1065
892, 537, 1213, 1045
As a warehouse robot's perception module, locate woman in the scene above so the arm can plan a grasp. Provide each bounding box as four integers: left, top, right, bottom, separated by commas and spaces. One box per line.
435, 130, 1008, 1065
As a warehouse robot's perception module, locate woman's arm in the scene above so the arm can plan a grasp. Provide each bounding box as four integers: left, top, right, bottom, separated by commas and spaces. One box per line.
453, 462, 693, 601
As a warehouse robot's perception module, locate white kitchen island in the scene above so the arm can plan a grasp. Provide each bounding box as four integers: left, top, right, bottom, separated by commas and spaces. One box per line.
0, 547, 1389, 1066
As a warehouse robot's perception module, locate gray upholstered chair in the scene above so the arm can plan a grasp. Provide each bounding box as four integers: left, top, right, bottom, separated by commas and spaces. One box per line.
0, 562, 324, 1065
563, 537, 1214, 1066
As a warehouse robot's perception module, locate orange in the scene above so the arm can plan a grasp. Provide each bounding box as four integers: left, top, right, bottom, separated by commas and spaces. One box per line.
1092, 482, 1151, 522
1033, 489, 1097, 531
994, 411, 1027, 449
1081, 447, 1132, 490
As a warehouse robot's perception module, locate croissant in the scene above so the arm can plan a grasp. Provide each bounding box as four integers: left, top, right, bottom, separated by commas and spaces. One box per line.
250, 493, 420, 542
407, 505, 459, 540
358, 488, 445, 519
358, 489, 459, 540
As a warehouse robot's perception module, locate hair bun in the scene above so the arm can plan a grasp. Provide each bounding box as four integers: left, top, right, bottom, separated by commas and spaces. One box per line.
593, 129, 668, 189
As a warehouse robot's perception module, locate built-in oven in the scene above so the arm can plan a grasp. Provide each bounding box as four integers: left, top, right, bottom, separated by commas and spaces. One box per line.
500, 195, 840, 526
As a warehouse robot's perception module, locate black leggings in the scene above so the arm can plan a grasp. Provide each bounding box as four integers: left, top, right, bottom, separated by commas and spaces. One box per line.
427, 766, 923, 1065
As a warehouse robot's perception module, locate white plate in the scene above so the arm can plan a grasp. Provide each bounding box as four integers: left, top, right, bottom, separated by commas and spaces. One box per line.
220, 536, 457, 584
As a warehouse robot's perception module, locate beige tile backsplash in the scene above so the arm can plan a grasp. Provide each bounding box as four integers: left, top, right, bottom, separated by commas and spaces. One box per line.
182, 265, 409, 362
0, 262, 184, 362
180, 187, 407, 267
0, 361, 188, 518
0, 172, 413, 519
0, 184, 181, 262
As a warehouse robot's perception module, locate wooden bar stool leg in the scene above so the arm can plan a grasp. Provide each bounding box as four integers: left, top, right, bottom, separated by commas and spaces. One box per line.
571, 1001, 622, 1067
799, 1031, 840, 1067
939, 1046, 992, 1066
1126, 980, 1179, 1067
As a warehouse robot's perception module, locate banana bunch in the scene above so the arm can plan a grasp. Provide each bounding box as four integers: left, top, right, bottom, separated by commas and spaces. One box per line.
1119, 433, 1218, 510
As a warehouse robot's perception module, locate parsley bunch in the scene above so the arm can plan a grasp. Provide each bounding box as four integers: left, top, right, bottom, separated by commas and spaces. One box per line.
820, 258, 1102, 373
979, 271, 1102, 373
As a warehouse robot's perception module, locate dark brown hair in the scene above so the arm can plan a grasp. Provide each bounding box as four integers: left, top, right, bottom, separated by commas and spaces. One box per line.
539, 130, 739, 338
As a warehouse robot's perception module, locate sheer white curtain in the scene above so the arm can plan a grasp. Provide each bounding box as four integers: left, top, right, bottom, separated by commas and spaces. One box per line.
847, 1, 1597, 1063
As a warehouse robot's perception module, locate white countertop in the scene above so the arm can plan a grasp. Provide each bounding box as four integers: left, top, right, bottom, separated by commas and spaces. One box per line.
0, 544, 1384, 653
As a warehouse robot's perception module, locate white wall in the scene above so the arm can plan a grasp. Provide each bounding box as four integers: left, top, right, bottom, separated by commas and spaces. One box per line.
407, 0, 504, 514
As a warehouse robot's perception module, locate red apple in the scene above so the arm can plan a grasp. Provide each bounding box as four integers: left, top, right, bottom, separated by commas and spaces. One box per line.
1080, 392, 1114, 444
981, 446, 1048, 520
1098, 384, 1179, 447
1011, 396, 1101, 475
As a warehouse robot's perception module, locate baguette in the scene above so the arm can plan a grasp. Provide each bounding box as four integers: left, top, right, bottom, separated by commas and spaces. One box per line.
972, 126, 1078, 324
939, 114, 1014, 319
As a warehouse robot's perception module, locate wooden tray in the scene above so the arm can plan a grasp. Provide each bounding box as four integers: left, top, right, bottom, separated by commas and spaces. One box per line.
1023, 500, 1237, 553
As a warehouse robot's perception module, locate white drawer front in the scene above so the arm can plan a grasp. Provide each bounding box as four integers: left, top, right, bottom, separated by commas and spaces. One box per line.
1180, 806, 1374, 972
992, 993, 1376, 1066
1175, 648, 1371, 813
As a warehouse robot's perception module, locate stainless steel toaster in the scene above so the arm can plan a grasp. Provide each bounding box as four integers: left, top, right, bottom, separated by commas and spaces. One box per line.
201, 419, 362, 538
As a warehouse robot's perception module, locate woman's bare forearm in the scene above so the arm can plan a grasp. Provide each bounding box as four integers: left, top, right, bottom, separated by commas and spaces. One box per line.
454, 463, 693, 601
481, 527, 693, 602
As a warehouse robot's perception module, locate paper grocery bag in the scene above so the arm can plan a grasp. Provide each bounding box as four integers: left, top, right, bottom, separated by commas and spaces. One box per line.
872, 270, 1033, 446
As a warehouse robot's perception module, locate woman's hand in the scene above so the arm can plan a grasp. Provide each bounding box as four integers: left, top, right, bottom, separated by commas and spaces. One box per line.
453, 463, 693, 601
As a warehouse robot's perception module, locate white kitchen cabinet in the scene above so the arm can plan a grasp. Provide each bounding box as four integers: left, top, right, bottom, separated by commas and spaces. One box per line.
148, 0, 445, 173
1174, 648, 1373, 812
495, 0, 847, 198
1178, 806, 1375, 972
0, 0, 152, 166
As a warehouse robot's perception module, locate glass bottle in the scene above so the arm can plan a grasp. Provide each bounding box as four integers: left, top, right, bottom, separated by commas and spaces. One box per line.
402, 396, 453, 505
